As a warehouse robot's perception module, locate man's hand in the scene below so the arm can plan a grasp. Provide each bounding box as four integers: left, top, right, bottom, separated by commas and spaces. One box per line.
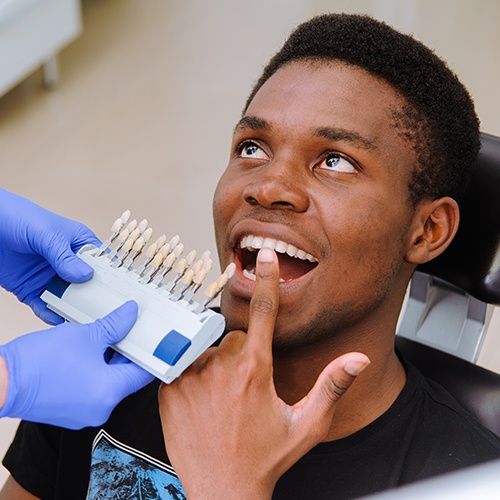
0, 189, 100, 325
158, 248, 370, 499
0, 301, 154, 429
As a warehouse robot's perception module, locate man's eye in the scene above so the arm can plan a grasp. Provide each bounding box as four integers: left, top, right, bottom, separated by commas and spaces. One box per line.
318, 154, 357, 173
239, 142, 268, 160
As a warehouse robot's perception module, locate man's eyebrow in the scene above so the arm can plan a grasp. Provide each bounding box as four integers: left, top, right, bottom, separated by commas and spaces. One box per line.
315, 127, 377, 151
233, 115, 271, 133
234, 118, 377, 151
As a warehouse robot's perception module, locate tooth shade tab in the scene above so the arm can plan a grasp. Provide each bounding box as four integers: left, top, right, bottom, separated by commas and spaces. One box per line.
128, 228, 141, 243
151, 253, 164, 267
125, 220, 138, 233
185, 250, 197, 266
168, 234, 180, 249
193, 269, 207, 284
154, 235, 167, 248
203, 258, 213, 273
111, 218, 124, 234
134, 237, 147, 252
158, 243, 171, 258
142, 227, 153, 243
173, 243, 184, 258
175, 258, 187, 275
191, 260, 204, 275
224, 263, 236, 279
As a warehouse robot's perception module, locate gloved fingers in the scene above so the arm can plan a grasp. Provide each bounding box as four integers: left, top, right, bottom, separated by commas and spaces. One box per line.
29, 297, 65, 325
109, 363, 155, 397
90, 301, 139, 346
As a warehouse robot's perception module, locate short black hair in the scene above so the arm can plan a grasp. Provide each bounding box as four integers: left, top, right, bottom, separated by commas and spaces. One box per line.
244, 13, 480, 204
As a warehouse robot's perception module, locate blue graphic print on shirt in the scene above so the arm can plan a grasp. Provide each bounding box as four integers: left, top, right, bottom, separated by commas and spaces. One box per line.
86, 430, 186, 499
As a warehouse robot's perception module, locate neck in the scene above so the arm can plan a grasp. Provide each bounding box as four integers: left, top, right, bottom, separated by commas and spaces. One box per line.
272, 328, 407, 441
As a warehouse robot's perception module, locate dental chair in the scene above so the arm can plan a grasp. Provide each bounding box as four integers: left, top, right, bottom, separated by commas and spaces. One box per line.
396, 132, 500, 436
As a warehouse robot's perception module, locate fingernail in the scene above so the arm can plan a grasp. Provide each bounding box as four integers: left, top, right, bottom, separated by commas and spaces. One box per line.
258, 248, 275, 263
344, 358, 370, 376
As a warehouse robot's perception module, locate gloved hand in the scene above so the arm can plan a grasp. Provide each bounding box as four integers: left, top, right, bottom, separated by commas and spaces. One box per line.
0, 189, 100, 325
0, 301, 154, 429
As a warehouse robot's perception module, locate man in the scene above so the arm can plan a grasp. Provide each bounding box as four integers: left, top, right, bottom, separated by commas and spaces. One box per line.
2, 13, 500, 499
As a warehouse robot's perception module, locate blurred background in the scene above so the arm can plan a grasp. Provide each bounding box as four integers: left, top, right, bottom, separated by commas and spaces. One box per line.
0, 0, 499, 486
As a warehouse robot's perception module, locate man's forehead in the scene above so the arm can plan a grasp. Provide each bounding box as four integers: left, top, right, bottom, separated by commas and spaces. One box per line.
238, 60, 408, 140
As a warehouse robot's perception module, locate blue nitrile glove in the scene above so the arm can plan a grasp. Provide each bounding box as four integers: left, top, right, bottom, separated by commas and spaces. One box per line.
0, 301, 154, 429
0, 189, 100, 325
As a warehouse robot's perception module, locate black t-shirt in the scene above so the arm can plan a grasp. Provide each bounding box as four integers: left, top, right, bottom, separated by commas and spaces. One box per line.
4, 358, 500, 500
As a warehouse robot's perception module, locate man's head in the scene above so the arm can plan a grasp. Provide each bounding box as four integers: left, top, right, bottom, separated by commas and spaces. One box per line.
245, 13, 480, 205
213, 14, 479, 352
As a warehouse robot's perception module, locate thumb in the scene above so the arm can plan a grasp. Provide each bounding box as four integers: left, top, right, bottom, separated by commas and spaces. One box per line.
52, 252, 94, 283
298, 352, 370, 434
47, 246, 95, 283
92, 301, 139, 345
40, 226, 100, 283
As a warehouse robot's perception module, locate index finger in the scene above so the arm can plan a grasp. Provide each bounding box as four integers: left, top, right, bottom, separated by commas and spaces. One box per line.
245, 247, 280, 358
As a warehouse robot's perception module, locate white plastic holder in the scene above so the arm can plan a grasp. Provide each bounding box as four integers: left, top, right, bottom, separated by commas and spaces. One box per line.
41, 244, 225, 384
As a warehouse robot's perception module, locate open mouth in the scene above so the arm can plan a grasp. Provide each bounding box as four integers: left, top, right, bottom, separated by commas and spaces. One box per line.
236, 235, 319, 283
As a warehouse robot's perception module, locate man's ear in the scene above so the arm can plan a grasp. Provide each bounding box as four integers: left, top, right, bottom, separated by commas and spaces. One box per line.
405, 197, 460, 265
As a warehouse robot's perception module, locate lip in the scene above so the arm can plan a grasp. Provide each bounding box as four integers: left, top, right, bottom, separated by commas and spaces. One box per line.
226, 220, 320, 299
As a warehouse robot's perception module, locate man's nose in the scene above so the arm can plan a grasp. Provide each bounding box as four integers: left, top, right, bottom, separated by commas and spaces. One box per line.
242, 160, 309, 212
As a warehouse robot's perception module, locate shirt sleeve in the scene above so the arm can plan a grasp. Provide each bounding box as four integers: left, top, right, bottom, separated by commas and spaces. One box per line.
3, 420, 61, 499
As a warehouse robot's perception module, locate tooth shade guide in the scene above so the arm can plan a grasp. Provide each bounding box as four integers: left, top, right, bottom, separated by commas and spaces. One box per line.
41, 240, 226, 384
96, 210, 132, 256
91, 212, 218, 302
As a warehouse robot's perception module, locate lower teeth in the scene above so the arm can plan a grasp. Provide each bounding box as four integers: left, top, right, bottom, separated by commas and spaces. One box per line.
243, 268, 256, 281
243, 268, 286, 283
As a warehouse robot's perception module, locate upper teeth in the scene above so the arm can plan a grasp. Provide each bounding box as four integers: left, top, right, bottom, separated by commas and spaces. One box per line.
239, 235, 318, 263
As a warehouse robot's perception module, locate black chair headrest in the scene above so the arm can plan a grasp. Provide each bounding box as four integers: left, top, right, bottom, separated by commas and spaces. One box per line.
418, 133, 500, 305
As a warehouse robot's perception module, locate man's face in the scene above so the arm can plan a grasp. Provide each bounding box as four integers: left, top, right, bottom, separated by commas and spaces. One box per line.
213, 60, 420, 351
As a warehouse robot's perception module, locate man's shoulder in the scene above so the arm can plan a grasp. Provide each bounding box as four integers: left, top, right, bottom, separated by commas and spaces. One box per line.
397, 359, 500, 477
